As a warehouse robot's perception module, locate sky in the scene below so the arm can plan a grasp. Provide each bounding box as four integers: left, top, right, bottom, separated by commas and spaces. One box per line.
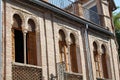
113, 0, 120, 13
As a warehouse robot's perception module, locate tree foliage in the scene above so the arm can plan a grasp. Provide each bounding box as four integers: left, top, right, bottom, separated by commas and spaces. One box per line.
113, 12, 120, 29
115, 30, 120, 56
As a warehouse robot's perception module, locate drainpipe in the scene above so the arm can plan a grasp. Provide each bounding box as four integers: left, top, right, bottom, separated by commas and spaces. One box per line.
3, 0, 6, 80
84, 24, 94, 80
0, 0, 3, 80
51, 14, 57, 80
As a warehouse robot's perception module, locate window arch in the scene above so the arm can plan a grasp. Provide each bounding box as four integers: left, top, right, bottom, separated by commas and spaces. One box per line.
93, 41, 102, 77
26, 19, 37, 65
28, 19, 36, 32
12, 14, 24, 63
13, 14, 22, 28
101, 44, 108, 78
58, 29, 68, 70
70, 33, 78, 73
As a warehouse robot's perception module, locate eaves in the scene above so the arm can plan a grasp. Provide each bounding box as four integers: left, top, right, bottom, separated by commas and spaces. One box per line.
17, 0, 115, 38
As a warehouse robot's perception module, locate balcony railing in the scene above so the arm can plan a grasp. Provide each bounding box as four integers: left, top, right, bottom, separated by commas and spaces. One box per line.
47, 0, 104, 26
12, 62, 42, 80
57, 62, 83, 80
97, 78, 112, 80
64, 72, 83, 80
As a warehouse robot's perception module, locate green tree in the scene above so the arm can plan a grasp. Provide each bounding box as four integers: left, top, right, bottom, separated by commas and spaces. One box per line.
113, 12, 120, 29
115, 29, 120, 56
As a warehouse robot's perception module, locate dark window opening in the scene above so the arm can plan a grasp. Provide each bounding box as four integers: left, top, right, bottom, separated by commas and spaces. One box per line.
12, 14, 24, 63
14, 29, 24, 63
101, 45, 108, 78
89, 5, 100, 25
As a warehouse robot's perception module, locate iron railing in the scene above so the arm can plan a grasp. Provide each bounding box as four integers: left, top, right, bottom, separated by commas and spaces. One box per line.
57, 62, 83, 80
46, 0, 104, 26
64, 72, 83, 80
12, 62, 42, 80
97, 78, 112, 80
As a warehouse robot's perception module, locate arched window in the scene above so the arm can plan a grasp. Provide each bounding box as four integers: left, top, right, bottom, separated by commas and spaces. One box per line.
58, 30, 67, 70
93, 42, 101, 77
70, 33, 78, 73
27, 19, 37, 65
101, 45, 108, 78
13, 14, 22, 29
12, 14, 24, 63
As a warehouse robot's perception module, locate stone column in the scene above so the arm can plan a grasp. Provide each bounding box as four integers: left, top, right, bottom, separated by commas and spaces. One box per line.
23, 30, 27, 64
99, 53, 103, 78
66, 41, 71, 72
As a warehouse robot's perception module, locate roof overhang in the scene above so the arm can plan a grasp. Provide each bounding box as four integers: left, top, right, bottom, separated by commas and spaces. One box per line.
13, 0, 115, 38
109, 0, 117, 11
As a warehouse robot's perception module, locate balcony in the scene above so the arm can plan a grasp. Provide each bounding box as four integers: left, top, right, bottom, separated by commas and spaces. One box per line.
97, 78, 112, 80
57, 62, 83, 80
12, 62, 42, 80
64, 72, 83, 80
44, 0, 104, 27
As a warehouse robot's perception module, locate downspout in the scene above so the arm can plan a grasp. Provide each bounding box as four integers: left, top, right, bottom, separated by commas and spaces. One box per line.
51, 14, 57, 80
84, 24, 94, 80
44, 15, 49, 80
3, 0, 6, 80
0, 0, 3, 80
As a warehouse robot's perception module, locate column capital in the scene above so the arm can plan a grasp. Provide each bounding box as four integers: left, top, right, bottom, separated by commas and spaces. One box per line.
22, 29, 28, 34
98, 51, 103, 56
66, 41, 71, 46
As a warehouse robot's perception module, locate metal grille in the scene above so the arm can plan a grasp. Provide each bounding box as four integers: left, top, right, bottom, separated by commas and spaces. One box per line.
64, 72, 83, 80
57, 62, 83, 80
97, 78, 112, 80
12, 63, 42, 80
57, 62, 66, 80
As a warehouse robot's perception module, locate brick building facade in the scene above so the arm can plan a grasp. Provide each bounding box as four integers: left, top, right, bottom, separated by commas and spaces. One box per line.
0, 0, 120, 80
